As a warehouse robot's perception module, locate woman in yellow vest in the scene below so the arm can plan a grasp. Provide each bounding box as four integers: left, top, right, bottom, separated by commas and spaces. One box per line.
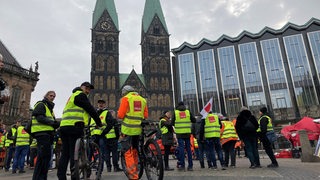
31, 90, 59, 179
221, 117, 238, 168
159, 110, 175, 171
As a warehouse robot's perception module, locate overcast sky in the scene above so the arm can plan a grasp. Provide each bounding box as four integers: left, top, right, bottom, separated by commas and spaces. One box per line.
0, 0, 319, 117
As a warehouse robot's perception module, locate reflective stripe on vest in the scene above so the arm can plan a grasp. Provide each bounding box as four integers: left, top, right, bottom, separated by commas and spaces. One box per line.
0, 135, 5, 147
121, 92, 146, 136
101, 110, 116, 139
174, 110, 191, 134
30, 138, 37, 148
159, 118, 169, 134
60, 90, 89, 127
31, 102, 55, 133
204, 114, 220, 138
16, 126, 30, 146
257, 115, 274, 132
221, 121, 238, 139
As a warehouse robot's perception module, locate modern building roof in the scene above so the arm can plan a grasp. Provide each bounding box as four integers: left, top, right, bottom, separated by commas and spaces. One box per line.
92, 0, 119, 30
0, 39, 22, 67
142, 0, 168, 33
172, 17, 320, 53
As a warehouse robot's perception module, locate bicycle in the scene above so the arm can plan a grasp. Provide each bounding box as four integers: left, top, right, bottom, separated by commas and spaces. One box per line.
73, 122, 103, 180
120, 120, 164, 180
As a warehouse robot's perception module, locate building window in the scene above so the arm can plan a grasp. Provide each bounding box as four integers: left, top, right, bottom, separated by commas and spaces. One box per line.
239, 42, 266, 109
218, 46, 242, 115
308, 31, 320, 83
9, 87, 21, 116
283, 34, 318, 106
197, 49, 220, 112
261, 38, 292, 109
153, 26, 160, 35
178, 53, 199, 113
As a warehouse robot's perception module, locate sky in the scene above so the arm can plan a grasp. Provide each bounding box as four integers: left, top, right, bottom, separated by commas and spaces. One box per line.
0, 0, 319, 118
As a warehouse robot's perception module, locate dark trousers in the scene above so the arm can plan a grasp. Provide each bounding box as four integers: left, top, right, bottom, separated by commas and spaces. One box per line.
222, 140, 237, 166
57, 127, 83, 180
32, 134, 53, 180
260, 135, 278, 165
242, 136, 260, 166
4, 146, 15, 170
104, 138, 120, 169
29, 147, 37, 167
206, 137, 225, 167
163, 145, 172, 168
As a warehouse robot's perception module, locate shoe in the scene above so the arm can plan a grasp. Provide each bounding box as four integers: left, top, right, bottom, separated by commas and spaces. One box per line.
177, 166, 185, 171
255, 165, 262, 168
19, 170, 26, 173
5, 169, 9, 172
114, 167, 123, 172
165, 167, 174, 171
267, 163, 279, 168
187, 167, 193, 171
221, 166, 227, 170
212, 166, 218, 170
12, 170, 16, 174
230, 165, 236, 168
249, 165, 256, 169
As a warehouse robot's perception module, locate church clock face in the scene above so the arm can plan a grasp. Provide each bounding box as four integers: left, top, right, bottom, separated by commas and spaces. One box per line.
100, 21, 110, 30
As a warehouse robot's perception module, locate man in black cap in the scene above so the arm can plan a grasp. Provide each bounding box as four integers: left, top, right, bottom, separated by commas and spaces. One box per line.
257, 107, 278, 168
57, 81, 102, 180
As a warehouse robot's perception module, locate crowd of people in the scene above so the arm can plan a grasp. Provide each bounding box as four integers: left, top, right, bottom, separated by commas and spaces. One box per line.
0, 53, 279, 180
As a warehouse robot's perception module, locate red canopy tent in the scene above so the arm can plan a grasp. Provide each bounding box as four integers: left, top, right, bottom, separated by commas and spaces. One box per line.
280, 117, 320, 147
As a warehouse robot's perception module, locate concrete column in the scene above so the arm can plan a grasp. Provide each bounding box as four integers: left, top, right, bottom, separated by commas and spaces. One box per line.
299, 129, 320, 162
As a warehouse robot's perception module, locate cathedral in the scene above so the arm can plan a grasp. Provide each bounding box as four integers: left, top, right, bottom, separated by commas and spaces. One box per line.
90, 0, 173, 121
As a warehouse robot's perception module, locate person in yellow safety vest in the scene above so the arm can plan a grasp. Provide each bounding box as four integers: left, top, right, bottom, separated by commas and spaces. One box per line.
57, 82, 102, 180
12, 122, 30, 174
199, 112, 226, 170
31, 90, 59, 180
118, 85, 148, 180
159, 110, 175, 171
101, 108, 121, 173
257, 107, 279, 168
4, 122, 18, 171
0, 127, 6, 169
29, 138, 37, 169
172, 101, 196, 171
220, 117, 238, 168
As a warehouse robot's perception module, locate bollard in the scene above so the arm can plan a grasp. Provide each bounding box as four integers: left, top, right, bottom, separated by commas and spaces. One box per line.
299, 130, 320, 162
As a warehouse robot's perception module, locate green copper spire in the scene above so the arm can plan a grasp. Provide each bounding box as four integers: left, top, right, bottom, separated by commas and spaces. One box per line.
92, 0, 119, 30
142, 0, 168, 33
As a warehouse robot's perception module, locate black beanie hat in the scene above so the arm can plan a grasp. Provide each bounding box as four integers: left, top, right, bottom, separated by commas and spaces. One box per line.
260, 107, 268, 114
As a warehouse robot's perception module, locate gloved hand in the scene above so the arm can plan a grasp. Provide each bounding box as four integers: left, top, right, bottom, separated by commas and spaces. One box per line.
52, 121, 60, 129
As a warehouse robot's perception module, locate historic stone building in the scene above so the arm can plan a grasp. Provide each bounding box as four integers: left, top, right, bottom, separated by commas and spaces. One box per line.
0, 40, 39, 125
90, 0, 173, 121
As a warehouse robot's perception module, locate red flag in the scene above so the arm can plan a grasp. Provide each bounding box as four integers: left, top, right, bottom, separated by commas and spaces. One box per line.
200, 97, 213, 118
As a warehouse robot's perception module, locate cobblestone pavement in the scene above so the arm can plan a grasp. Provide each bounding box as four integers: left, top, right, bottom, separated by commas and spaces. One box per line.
0, 156, 319, 179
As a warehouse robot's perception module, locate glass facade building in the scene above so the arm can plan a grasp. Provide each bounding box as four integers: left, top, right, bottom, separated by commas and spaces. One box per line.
171, 18, 320, 123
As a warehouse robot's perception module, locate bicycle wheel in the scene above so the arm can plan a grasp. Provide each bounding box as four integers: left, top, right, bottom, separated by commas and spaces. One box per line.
143, 139, 164, 180
120, 149, 144, 179
89, 142, 102, 180
73, 138, 87, 180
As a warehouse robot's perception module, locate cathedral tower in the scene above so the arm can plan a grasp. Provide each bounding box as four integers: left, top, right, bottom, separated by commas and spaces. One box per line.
91, 0, 120, 109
